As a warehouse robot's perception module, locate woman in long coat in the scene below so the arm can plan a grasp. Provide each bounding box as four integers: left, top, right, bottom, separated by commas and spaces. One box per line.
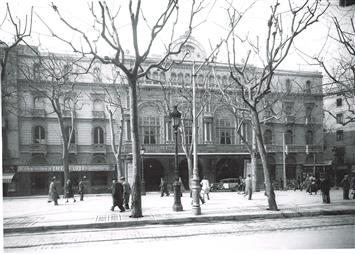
48, 177, 59, 206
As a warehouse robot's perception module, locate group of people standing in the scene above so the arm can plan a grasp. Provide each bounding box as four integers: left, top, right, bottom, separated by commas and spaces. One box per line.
48, 176, 87, 205
111, 176, 131, 212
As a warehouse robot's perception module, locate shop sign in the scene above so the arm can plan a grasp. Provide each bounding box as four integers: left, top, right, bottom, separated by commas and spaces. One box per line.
18, 164, 114, 172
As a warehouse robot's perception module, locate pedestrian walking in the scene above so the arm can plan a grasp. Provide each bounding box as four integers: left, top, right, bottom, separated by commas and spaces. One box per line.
111, 177, 125, 212
340, 175, 350, 200
121, 176, 131, 210
279, 178, 284, 190
159, 178, 170, 197
64, 179, 76, 203
48, 176, 59, 206
78, 176, 86, 201
238, 176, 245, 193
319, 176, 331, 204
200, 176, 210, 201
244, 174, 252, 200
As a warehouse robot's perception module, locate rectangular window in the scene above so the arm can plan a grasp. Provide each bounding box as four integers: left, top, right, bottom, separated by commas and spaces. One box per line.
216, 119, 234, 144
336, 130, 344, 141
91, 172, 107, 186
336, 113, 343, 124
140, 116, 160, 144
336, 98, 343, 107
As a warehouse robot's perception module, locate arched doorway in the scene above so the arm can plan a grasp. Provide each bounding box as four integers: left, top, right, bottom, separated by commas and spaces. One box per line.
178, 159, 203, 190
143, 159, 164, 191
215, 158, 240, 181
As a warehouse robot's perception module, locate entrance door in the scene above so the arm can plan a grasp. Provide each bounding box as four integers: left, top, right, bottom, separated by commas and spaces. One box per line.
215, 158, 240, 181
143, 159, 164, 191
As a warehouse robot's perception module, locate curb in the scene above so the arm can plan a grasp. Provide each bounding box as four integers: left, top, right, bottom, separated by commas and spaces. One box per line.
4, 209, 355, 234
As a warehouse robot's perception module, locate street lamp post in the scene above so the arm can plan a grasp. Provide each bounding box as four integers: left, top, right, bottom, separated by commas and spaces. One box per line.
170, 105, 183, 211
140, 146, 146, 195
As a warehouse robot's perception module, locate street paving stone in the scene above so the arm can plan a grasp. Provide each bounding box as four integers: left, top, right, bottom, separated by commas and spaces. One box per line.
2, 189, 355, 233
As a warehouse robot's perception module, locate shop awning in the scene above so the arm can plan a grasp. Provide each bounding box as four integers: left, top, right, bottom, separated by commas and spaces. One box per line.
18, 164, 114, 172
3, 173, 15, 183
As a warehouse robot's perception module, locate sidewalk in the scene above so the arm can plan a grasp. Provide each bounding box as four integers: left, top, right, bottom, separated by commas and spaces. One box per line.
3, 189, 355, 233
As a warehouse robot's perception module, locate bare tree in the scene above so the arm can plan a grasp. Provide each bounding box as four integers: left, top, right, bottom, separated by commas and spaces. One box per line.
0, 3, 33, 83
316, 16, 355, 125
42, 0, 203, 217
222, 0, 329, 210
20, 51, 90, 193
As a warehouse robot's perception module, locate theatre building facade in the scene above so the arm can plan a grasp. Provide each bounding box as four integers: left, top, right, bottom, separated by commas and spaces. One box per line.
2, 40, 325, 196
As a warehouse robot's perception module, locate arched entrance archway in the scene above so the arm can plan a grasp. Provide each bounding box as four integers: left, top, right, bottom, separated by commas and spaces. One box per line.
143, 159, 164, 191
215, 158, 241, 181
178, 159, 203, 190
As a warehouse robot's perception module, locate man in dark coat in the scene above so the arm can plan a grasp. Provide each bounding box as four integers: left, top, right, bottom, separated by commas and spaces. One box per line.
340, 175, 350, 200
120, 176, 131, 209
320, 176, 331, 203
78, 176, 86, 201
111, 177, 125, 212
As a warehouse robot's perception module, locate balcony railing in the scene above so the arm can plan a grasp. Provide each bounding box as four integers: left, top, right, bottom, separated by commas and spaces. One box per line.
264, 144, 282, 153
69, 144, 78, 154
30, 143, 47, 154
92, 111, 105, 119
284, 115, 295, 124
62, 110, 76, 118
305, 117, 317, 125
305, 144, 322, 154
31, 109, 46, 118
93, 143, 107, 153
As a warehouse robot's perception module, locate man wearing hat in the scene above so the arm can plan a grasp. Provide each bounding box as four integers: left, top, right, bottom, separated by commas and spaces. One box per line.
48, 176, 59, 206
78, 176, 86, 201
111, 177, 125, 212
120, 176, 131, 209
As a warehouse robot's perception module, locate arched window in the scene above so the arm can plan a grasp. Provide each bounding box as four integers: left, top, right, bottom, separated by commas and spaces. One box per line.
184, 73, 191, 84
34, 126, 46, 144
93, 67, 102, 82
216, 75, 221, 86
177, 73, 183, 84
93, 100, 104, 111
285, 130, 293, 144
222, 76, 227, 86
94, 127, 104, 144
305, 80, 311, 93
34, 97, 45, 109
153, 71, 159, 82
286, 156, 297, 179
198, 74, 204, 86
306, 130, 313, 144
65, 126, 75, 144
33, 63, 40, 80
160, 72, 166, 82
285, 79, 292, 93
264, 129, 272, 144
64, 98, 74, 110
170, 73, 177, 83
209, 75, 214, 87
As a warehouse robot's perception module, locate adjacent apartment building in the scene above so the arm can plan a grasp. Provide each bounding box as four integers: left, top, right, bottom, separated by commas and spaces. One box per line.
2, 36, 325, 196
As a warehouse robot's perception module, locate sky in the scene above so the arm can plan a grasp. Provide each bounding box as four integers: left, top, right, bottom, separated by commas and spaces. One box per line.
1, 0, 354, 73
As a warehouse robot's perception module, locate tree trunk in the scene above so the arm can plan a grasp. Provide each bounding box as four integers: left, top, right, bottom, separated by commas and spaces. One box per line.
251, 129, 258, 192
128, 78, 142, 218
187, 154, 193, 190
252, 110, 278, 211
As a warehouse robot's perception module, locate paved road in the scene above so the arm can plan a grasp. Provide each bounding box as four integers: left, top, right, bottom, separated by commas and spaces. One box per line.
4, 215, 355, 252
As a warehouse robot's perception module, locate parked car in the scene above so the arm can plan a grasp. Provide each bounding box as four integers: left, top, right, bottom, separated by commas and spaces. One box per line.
210, 178, 240, 192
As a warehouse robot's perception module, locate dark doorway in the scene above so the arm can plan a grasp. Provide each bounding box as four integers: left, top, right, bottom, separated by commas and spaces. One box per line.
178, 159, 203, 190
215, 158, 240, 181
31, 172, 49, 195
143, 159, 164, 191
